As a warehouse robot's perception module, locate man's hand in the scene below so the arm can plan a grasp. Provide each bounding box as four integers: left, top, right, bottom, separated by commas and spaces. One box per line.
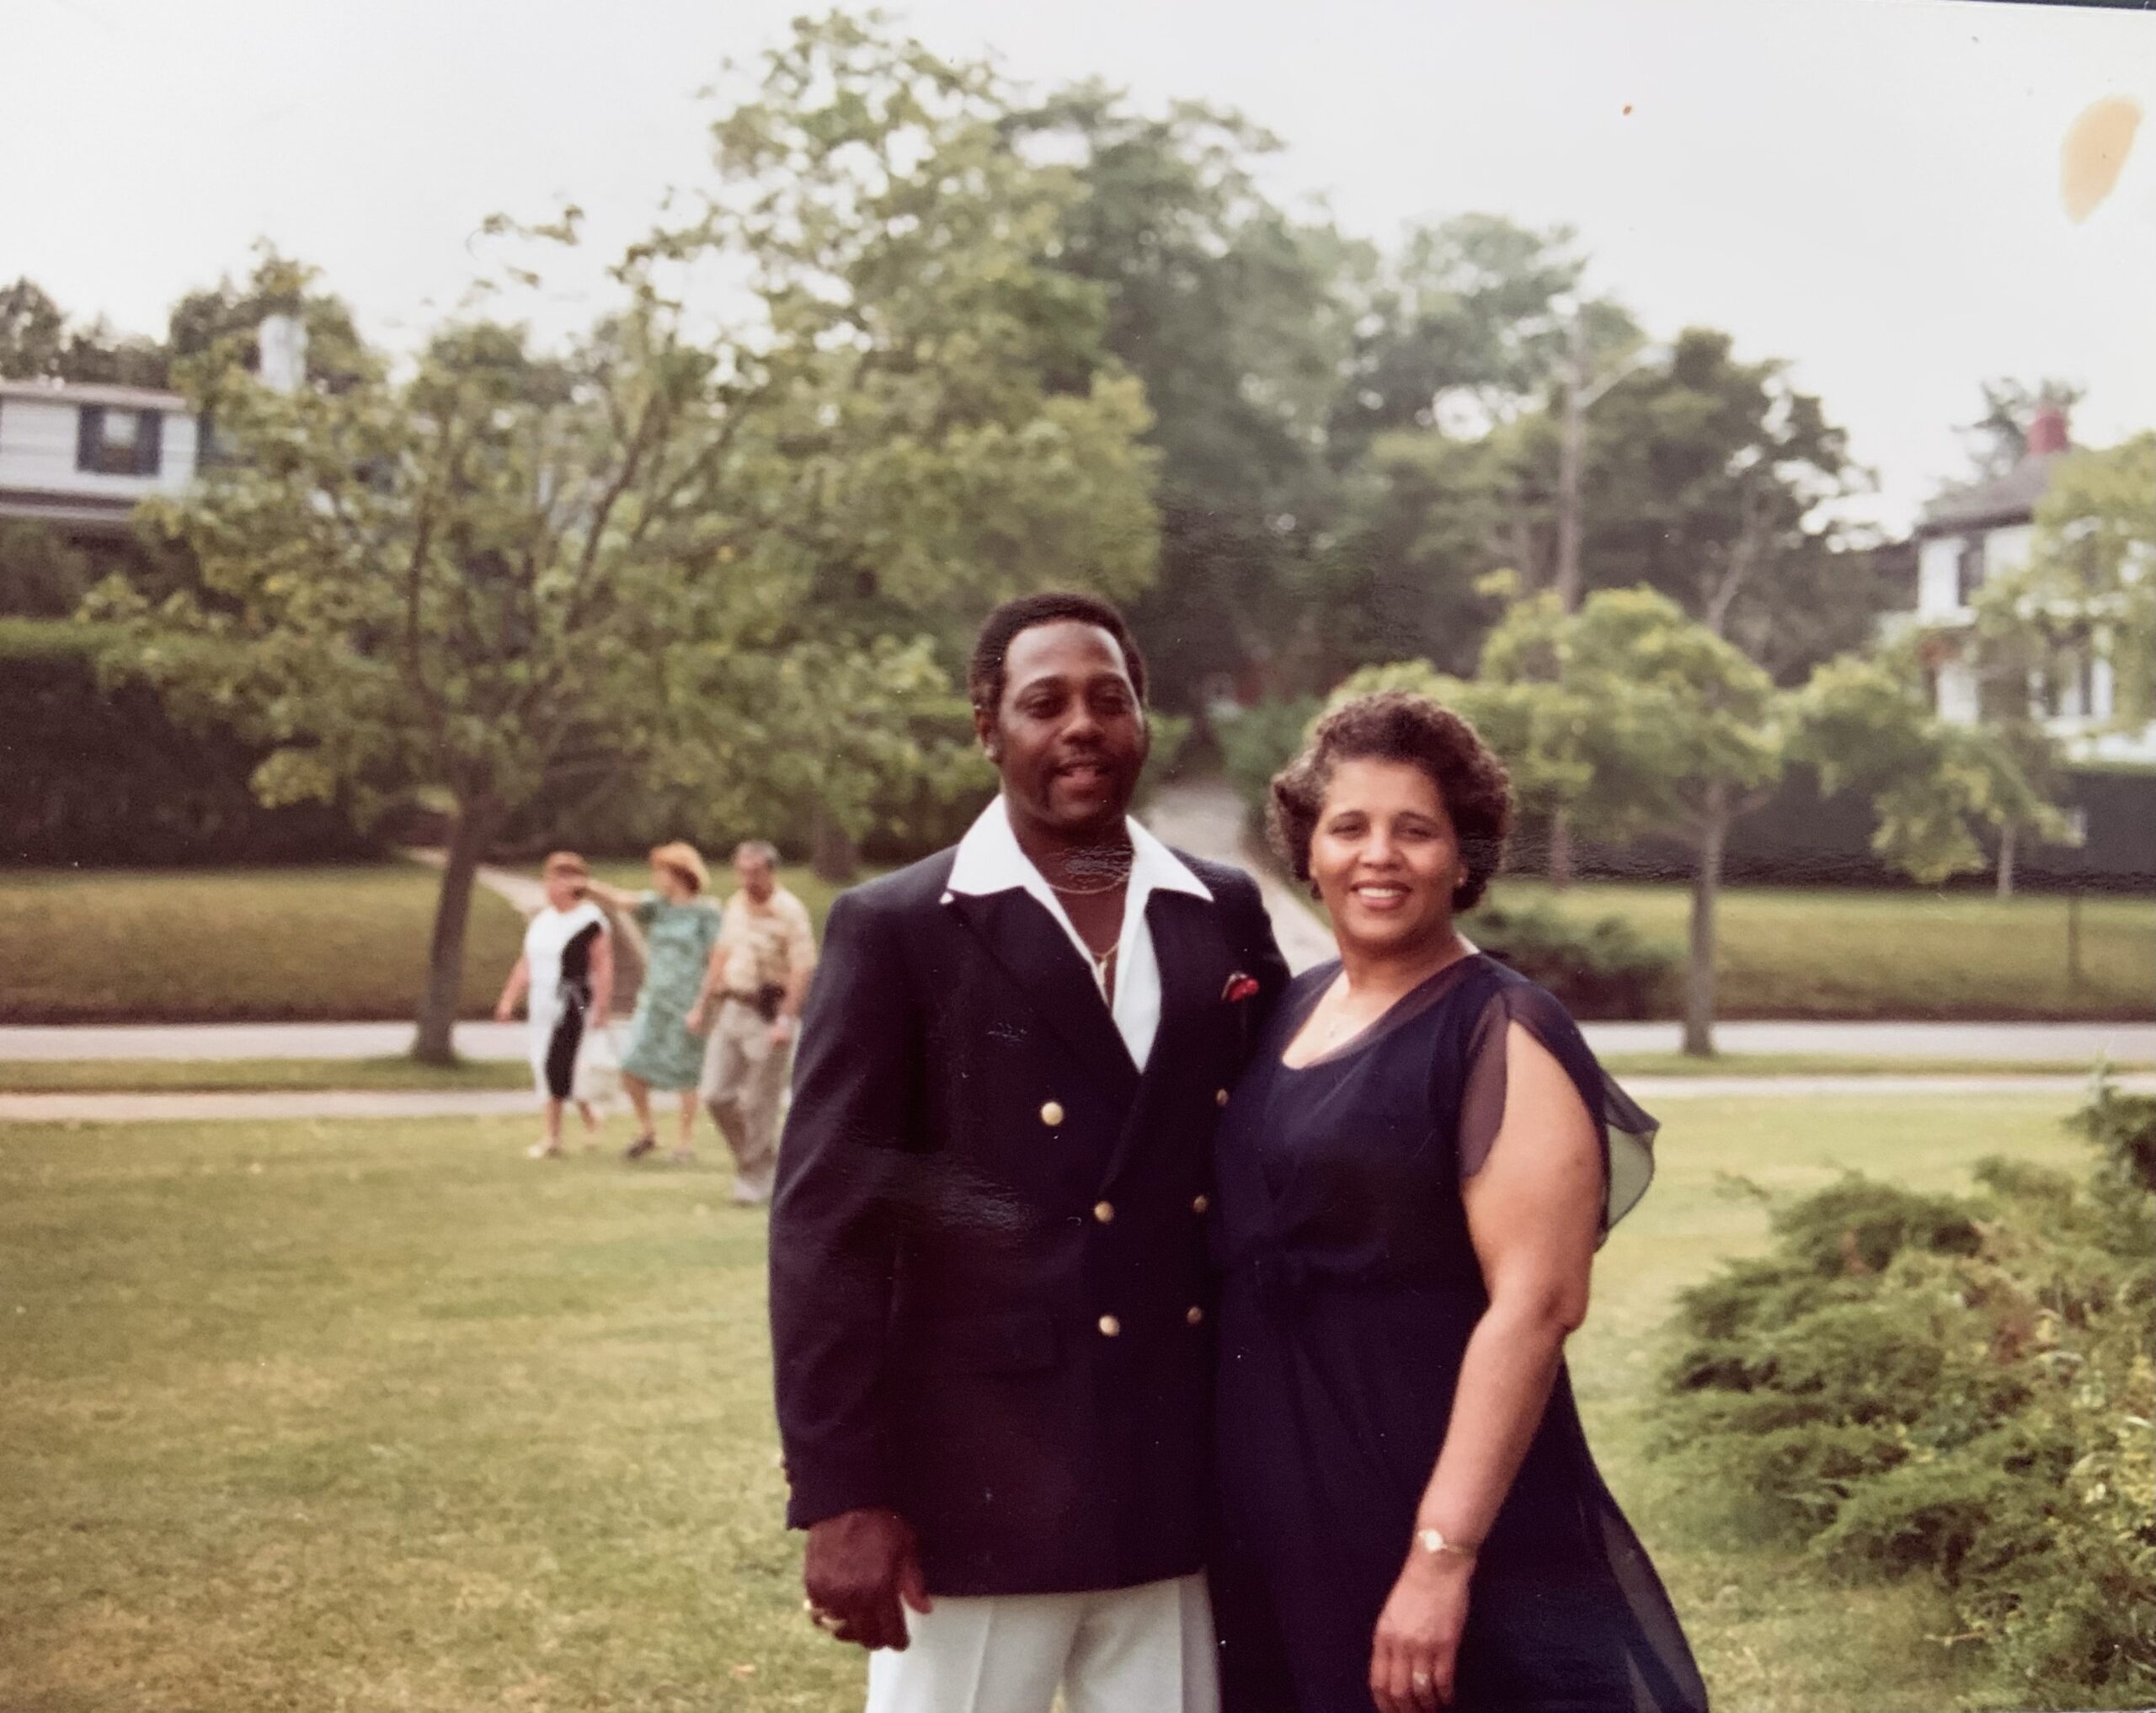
685, 1001, 707, 1036
802, 1508, 932, 1652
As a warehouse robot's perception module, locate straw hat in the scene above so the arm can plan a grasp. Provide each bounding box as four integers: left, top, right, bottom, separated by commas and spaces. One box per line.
648, 840, 710, 894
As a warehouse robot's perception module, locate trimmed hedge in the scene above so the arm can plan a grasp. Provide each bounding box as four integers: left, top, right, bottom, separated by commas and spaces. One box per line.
0, 619, 374, 866
1462, 899, 1677, 1019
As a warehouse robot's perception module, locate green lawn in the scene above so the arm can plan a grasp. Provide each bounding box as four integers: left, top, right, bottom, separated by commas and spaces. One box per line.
0, 866, 529, 1026
0, 1057, 533, 1093
3, 1053, 2141, 1096
0, 862, 854, 1026
0, 1093, 2100, 1712
1477, 880, 2155, 1021
1598, 1052, 2149, 1079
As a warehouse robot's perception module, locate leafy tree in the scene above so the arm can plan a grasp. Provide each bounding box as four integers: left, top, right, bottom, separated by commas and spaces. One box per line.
1327, 215, 1609, 459
93, 308, 730, 1060
167, 248, 371, 390
0, 521, 94, 618
1999, 432, 2156, 731
0, 276, 168, 388
657, 16, 1163, 871
1338, 589, 2039, 1054
1015, 85, 1347, 711
1568, 328, 1871, 680
93, 16, 1163, 1056
1958, 376, 2085, 478
1302, 429, 1516, 683
1794, 650, 2071, 889
0, 279, 67, 380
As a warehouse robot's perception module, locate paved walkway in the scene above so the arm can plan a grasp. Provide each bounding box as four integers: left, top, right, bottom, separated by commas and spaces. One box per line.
6, 1070, 2148, 1126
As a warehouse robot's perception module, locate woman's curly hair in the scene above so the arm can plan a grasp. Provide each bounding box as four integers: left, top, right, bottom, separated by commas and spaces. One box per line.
1267, 691, 1512, 911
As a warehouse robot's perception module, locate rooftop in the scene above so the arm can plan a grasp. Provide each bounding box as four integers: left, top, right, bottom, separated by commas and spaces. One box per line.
0, 378, 188, 412
1917, 451, 2064, 536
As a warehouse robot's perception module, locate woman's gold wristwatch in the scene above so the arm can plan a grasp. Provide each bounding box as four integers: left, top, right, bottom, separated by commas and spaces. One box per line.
1416, 1527, 1479, 1561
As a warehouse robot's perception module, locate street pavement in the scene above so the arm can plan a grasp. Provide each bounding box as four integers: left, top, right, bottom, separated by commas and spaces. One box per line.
4, 1070, 2149, 1126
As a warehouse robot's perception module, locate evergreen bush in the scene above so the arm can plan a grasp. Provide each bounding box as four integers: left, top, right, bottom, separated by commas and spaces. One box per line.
1653, 1078, 2156, 1707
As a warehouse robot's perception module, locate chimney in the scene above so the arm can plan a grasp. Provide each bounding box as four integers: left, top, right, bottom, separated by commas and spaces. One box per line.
257, 312, 307, 395
2027, 403, 2070, 457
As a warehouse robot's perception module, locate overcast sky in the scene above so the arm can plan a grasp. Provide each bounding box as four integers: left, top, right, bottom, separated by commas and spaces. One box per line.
5, 0, 2152, 531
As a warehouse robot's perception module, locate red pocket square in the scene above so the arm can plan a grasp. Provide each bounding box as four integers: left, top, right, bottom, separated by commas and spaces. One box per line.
1223, 973, 1261, 1003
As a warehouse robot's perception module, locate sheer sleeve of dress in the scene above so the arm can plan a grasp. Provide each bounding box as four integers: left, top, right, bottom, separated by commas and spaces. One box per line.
1455, 980, 1660, 1235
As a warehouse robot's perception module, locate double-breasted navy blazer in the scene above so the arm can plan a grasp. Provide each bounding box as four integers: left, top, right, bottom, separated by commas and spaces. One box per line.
769, 840, 1289, 1596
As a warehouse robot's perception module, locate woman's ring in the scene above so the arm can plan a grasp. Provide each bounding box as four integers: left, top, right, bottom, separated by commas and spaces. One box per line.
1412, 1670, 1433, 1690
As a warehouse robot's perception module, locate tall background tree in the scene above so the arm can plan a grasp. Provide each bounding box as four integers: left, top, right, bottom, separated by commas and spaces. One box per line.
91, 16, 1165, 1057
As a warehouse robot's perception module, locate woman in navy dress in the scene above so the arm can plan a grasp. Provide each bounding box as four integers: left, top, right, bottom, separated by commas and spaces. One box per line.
1212, 691, 1706, 1713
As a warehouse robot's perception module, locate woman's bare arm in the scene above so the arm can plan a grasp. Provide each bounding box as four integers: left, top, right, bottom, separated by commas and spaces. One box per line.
494, 954, 530, 1022
1369, 1022, 1604, 1712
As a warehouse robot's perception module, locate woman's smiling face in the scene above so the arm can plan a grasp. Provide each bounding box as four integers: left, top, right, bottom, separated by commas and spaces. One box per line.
1308, 756, 1464, 957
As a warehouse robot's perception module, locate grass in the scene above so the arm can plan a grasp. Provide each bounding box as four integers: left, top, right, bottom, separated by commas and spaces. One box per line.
3, 860, 2146, 1027
0, 1057, 532, 1093
0, 865, 528, 1026
0, 1092, 2105, 1712
3, 1053, 2144, 1096
0, 862, 855, 1026
1475, 879, 2155, 1021
1598, 1052, 2150, 1079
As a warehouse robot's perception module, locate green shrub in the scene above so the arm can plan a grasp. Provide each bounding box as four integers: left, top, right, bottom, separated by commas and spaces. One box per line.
1463, 899, 1678, 1019
1216, 696, 1321, 839
1652, 1080, 2156, 1707
0, 618, 374, 866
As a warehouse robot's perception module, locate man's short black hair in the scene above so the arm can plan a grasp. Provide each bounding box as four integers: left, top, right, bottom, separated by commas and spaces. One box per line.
968, 591, 1149, 715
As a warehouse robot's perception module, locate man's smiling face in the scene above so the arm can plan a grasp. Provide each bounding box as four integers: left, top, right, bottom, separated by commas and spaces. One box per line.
977, 619, 1149, 845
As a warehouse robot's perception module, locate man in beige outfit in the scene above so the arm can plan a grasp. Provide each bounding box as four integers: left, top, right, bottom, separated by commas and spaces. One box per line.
689, 840, 818, 1205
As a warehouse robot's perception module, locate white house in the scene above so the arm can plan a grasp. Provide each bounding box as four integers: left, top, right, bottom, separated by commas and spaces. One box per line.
1911, 406, 2155, 766
0, 378, 201, 535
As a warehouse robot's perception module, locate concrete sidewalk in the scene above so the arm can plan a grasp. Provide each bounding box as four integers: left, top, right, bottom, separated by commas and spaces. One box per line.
5, 1070, 2150, 1126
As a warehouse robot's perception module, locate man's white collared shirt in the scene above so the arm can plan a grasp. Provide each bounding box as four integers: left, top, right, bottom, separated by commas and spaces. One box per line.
945, 795, 1211, 1072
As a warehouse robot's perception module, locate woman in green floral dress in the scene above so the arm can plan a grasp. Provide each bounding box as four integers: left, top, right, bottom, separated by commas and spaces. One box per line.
589, 842, 720, 1162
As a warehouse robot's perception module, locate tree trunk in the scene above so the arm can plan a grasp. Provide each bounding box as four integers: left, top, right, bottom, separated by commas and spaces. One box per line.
412, 800, 498, 1065
1547, 808, 1577, 890
1996, 822, 2017, 900
1554, 311, 1587, 614
810, 805, 860, 885
1682, 788, 1728, 1059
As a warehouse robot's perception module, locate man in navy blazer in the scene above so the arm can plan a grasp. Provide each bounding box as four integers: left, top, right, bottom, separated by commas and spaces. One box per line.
771, 591, 1289, 1713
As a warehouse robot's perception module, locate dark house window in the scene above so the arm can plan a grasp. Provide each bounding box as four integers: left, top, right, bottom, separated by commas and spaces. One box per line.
75, 406, 163, 477
1954, 536, 1985, 606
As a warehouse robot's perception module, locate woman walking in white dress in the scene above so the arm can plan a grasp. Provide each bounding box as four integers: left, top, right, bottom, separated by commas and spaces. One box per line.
494, 851, 615, 1158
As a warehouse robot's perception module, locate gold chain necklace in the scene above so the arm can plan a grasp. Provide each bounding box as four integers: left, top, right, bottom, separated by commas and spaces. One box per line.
1048, 849, 1134, 897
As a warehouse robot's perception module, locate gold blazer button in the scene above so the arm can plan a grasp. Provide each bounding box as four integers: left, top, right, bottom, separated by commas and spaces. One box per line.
1092, 1200, 1116, 1224
1216, 1088, 1230, 1107
1186, 1305, 1205, 1326
1191, 1194, 1210, 1215
1041, 1102, 1065, 1127
1097, 1315, 1122, 1337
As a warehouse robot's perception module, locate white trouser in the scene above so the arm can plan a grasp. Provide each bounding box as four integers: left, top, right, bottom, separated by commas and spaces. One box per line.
864, 1572, 1217, 1713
